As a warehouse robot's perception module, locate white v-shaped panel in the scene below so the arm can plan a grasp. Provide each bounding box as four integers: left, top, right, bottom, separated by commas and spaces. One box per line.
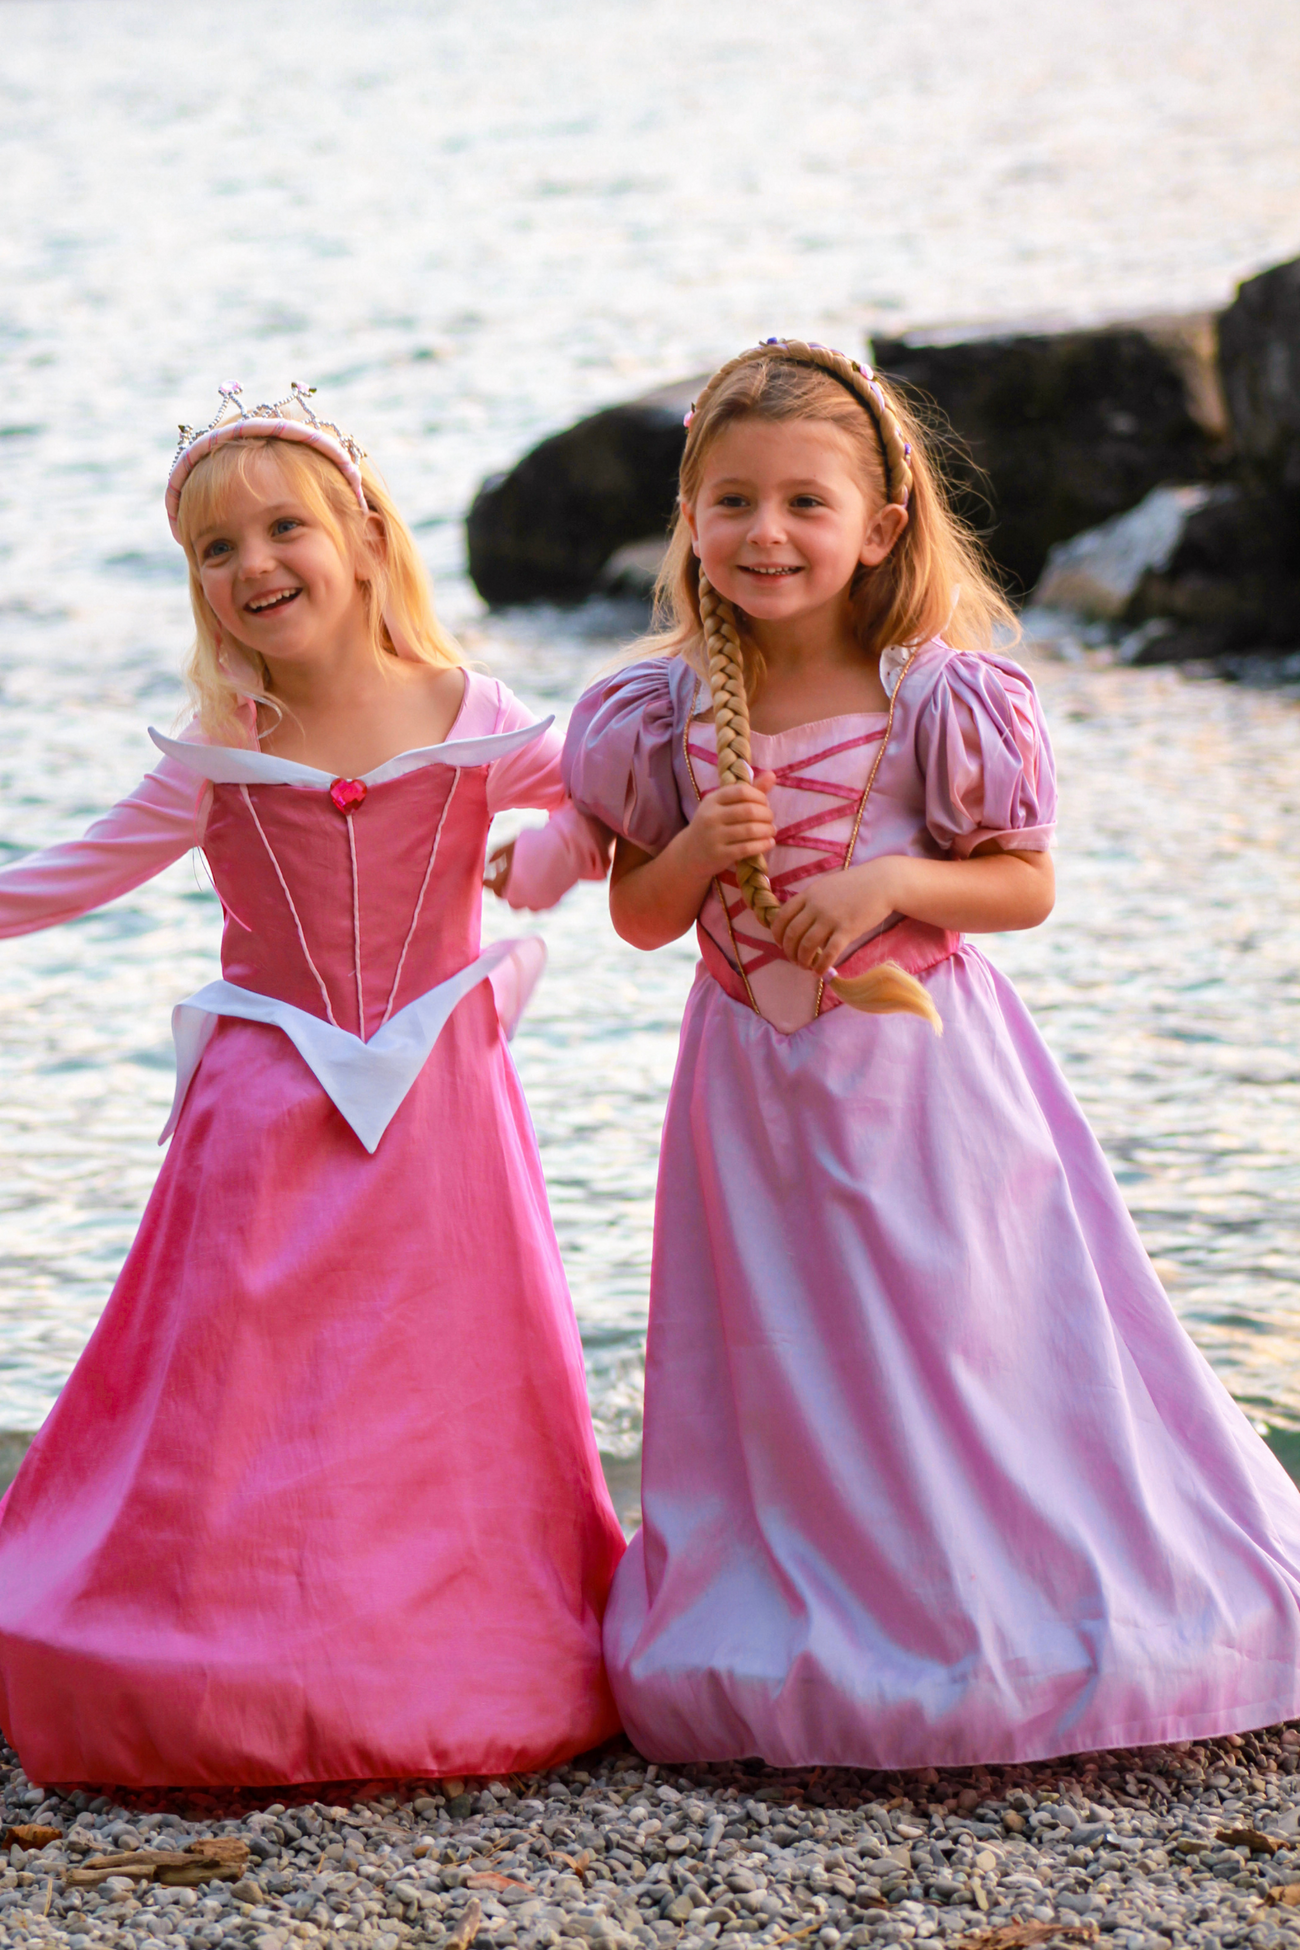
161, 937, 547, 1155
147, 716, 554, 789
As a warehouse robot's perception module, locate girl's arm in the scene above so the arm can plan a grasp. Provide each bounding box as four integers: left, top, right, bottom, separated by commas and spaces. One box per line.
769, 842, 1053, 972
609, 775, 777, 950
0, 755, 207, 940
477, 688, 611, 909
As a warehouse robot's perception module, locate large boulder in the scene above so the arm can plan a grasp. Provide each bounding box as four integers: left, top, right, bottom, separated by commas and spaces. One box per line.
1034, 481, 1300, 661
1035, 485, 1223, 619
872, 316, 1228, 592
466, 376, 701, 606
1218, 256, 1300, 491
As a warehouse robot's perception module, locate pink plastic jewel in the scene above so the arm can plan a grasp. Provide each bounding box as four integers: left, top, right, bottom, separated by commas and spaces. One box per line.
329, 777, 368, 814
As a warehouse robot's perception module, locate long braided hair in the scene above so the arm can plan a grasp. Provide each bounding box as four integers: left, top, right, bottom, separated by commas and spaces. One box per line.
654, 338, 1014, 1024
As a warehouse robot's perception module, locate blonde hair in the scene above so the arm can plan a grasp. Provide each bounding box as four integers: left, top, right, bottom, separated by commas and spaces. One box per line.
174, 437, 464, 742
654, 340, 1014, 1029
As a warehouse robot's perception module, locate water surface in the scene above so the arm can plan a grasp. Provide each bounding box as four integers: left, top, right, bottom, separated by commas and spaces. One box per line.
2, 0, 1300, 1456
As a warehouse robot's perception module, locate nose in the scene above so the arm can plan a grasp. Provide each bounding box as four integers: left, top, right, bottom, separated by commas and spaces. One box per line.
236, 533, 279, 579
747, 498, 788, 547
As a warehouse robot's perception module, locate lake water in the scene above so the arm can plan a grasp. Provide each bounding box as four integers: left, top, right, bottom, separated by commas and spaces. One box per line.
2, 0, 1300, 1463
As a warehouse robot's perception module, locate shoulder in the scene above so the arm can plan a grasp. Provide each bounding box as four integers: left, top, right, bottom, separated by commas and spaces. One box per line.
570, 654, 699, 733
451, 667, 535, 739
901, 640, 1046, 732
563, 656, 696, 850
172, 699, 259, 751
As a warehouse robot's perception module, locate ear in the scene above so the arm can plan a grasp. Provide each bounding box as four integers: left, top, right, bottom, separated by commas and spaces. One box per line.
860, 502, 909, 568
356, 509, 388, 579
683, 501, 702, 560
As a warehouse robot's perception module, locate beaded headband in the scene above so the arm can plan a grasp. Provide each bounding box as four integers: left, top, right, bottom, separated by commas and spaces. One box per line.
165, 382, 368, 540
682, 338, 913, 508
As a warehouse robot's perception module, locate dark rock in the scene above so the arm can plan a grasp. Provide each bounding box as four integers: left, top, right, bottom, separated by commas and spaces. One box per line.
467, 377, 702, 605
1036, 484, 1222, 619
1035, 479, 1300, 662
596, 539, 666, 603
1125, 482, 1300, 660
872, 314, 1228, 591
1218, 256, 1300, 491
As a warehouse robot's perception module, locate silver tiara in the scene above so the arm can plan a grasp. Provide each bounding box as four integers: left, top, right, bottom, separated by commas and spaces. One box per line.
172, 381, 366, 470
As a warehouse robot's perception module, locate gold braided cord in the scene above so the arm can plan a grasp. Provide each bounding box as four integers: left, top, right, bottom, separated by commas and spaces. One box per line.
698, 567, 940, 1031
686, 338, 915, 508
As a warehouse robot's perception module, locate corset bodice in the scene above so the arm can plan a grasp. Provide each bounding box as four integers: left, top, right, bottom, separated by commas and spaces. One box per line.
202, 766, 489, 1039
685, 713, 953, 1034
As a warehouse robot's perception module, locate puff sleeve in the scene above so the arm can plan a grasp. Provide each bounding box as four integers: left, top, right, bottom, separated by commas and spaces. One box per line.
915, 652, 1057, 857
562, 658, 690, 856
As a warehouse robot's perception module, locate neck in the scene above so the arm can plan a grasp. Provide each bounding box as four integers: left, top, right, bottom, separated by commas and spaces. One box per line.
735, 591, 889, 727
261, 622, 389, 716
742, 591, 863, 682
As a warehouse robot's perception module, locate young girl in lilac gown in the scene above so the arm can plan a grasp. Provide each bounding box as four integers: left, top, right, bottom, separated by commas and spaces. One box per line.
0, 386, 624, 1788
564, 338, 1300, 1770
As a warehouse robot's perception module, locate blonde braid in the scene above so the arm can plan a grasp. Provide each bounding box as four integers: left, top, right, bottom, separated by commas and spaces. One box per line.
695, 341, 939, 1032
699, 569, 782, 930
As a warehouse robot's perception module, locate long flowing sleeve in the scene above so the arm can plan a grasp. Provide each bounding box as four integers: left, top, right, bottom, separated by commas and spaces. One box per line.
0, 751, 209, 940
462, 676, 611, 911
913, 652, 1057, 857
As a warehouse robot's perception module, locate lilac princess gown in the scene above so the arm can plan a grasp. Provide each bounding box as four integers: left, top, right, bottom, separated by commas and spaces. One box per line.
564, 640, 1300, 1770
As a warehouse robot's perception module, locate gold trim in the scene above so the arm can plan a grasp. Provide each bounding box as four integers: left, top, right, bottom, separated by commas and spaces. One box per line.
685, 649, 919, 1024
814, 646, 918, 1018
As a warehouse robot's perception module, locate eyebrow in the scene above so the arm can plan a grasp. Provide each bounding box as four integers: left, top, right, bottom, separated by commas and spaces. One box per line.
708, 476, 840, 491
192, 502, 307, 544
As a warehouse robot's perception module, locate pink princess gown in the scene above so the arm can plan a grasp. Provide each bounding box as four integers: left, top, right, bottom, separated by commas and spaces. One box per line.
0, 672, 625, 1788
564, 641, 1300, 1771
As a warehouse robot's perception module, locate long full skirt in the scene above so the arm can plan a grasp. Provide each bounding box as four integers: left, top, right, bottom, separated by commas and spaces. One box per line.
604, 947, 1300, 1768
0, 986, 624, 1787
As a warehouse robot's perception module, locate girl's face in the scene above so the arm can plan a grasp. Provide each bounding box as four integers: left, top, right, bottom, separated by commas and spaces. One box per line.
189, 448, 374, 667
686, 417, 905, 631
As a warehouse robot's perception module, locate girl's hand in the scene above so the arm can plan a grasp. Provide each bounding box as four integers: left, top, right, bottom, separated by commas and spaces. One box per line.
769, 859, 900, 972
484, 840, 515, 900
683, 772, 777, 880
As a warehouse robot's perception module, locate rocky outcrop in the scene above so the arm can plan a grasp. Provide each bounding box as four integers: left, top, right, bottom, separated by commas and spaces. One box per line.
1031, 257, 1300, 661
1036, 482, 1300, 662
466, 377, 700, 606
872, 316, 1228, 592
1218, 257, 1300, 491
1036, 485, 1224, 619
465, 322, 1228, 606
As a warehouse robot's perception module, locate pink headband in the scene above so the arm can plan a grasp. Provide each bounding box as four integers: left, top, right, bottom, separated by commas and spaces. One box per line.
165, 382, 368, 541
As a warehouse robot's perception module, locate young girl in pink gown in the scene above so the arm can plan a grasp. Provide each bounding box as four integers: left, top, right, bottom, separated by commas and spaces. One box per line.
564, 339, 1300, 1770
0, 386, 624, 1788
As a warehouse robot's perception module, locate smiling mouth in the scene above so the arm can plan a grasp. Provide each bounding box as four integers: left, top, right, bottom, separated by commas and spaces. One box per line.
245, 588, 302, 614
740, 565, 802, 578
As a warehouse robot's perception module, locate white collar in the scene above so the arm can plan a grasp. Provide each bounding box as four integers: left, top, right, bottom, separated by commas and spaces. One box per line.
148, 715, 553, 788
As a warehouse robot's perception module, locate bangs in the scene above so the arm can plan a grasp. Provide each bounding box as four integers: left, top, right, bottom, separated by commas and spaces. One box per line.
175, 438, 349, 558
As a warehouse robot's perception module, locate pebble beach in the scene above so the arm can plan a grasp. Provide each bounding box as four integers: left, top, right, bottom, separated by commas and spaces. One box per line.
5, 7, 1300, 1950
8, 1724, 1300, 1950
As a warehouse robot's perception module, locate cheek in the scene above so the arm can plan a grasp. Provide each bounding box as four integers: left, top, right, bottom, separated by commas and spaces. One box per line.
198, 567, 231, 611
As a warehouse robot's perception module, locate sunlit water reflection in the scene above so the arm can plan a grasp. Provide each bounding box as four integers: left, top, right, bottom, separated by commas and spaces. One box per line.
2, 0, 1300, 1460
